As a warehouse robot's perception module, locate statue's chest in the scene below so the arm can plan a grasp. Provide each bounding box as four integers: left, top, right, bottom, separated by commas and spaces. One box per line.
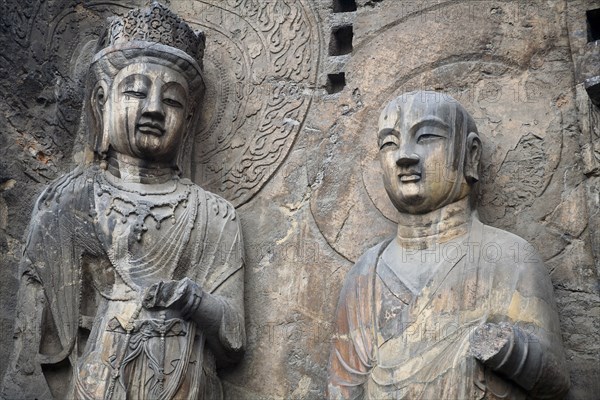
91, 174, 200, 290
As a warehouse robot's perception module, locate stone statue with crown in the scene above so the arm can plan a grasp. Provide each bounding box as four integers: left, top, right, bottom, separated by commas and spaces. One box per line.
1, 4, 245, 399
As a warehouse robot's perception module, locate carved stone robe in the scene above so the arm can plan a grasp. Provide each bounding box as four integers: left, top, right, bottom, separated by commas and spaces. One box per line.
328, 213, 569, 400
2, 166, 245, 400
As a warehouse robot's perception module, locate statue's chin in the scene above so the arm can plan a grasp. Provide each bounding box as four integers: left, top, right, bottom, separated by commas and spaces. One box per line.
391, 197, 428, 215
385, 184, 421, 211
388, 183, 468, 215
396, 205, 435, 215
392, 195, 451, 215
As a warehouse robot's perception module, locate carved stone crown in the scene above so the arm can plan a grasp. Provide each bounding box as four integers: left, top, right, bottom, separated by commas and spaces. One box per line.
99, 2, 205, 68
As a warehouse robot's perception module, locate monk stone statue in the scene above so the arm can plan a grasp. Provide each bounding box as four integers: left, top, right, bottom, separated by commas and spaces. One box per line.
327, 91, 570, 399
1, 3, 245, 399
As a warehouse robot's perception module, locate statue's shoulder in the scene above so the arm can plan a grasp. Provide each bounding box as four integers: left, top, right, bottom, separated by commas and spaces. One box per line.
35, 166, 94, 211
479, 220, 528, 244
336, 239, 391, 308
477, 218, 544, 266
476, 219, 556, 305
186, 180, 237, 222
346, 239, 391, 279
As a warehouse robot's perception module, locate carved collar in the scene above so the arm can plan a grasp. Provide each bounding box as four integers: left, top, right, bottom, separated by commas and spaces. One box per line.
395, 196, 472, 250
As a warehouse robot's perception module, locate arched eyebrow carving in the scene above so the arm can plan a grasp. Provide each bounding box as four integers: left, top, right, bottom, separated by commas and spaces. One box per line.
378, 128, 399, 144
377, 128, 399, 140
120, 74, 152, 88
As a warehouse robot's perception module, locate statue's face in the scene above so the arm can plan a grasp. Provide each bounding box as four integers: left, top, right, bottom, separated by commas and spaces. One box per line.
104, 62, 190, 163
378, 98, 466, 214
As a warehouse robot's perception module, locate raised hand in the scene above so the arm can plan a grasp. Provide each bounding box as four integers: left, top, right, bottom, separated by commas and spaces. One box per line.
470, 321, 514, 368
142, 277, 203, 320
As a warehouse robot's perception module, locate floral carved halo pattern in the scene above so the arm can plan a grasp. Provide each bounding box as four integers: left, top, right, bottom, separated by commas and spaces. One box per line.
44, 0, 321, 207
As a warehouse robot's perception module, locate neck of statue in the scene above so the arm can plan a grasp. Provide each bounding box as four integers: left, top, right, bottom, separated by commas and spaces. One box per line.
396, 196, 472, 250
105, 151, 179, 185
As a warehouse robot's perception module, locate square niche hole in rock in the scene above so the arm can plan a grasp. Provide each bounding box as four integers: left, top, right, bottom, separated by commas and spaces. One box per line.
329, 25, 353, 56
333, 0, 357, 13
326, 73, 346, 94
587, 8, 600, 42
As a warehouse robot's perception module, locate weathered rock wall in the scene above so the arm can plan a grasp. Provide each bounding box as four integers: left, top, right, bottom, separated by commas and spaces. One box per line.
0, 0, 598, 398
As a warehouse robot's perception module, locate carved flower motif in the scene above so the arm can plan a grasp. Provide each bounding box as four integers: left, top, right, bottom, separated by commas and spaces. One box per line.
125, 15, 136, 28
150, 19, 161, 29
161, 32, 172, 45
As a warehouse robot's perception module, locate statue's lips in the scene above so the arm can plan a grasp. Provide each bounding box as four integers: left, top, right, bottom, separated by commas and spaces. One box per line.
136, 124, 165, 136
399, 173, 421, 183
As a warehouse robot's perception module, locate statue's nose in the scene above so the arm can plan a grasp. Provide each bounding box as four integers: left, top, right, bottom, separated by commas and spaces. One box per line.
395, 144, 420, 166
143, 88, 165, 118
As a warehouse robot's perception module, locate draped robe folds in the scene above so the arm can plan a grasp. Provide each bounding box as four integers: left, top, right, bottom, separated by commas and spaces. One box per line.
1, 166, 245, 400
328, 216, 569, 400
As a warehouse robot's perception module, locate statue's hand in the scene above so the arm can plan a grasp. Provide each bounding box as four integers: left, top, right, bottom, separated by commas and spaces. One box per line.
470, 322, 514, 369
142, 277, 203, 320
471, 321, 548, 392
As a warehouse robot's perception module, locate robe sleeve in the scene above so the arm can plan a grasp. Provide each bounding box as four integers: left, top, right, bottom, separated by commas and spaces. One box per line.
1, 254, 53, 400
506, 252, 570, 399
1, 171, 84, 399
327, 245, 382, 400
205, 267, 246, 366
195, 198, 246, 367
484, 231, 570, 399
2, 170, 99, 399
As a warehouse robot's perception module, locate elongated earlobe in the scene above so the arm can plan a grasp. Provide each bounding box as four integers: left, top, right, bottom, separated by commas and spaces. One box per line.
91, 81, 109, 155
465, 131, 481, 184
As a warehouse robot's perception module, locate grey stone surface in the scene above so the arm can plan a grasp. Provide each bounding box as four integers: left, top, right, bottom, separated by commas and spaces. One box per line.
2, 3, 245, 399
0, 0, 598, 399
327, 92, 570, 399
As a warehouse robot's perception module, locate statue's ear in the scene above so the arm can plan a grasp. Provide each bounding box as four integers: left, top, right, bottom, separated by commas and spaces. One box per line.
465, 131, 481, 184
90, 81, 109, 154
91, 81, 108, 116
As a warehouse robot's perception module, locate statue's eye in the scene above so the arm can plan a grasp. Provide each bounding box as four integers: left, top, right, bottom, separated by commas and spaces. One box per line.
413, 124, 448, 143
380, 136, 399, 150
163, 98, 183, 108
417, 133, 444, 143
123, 91, 146, 99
